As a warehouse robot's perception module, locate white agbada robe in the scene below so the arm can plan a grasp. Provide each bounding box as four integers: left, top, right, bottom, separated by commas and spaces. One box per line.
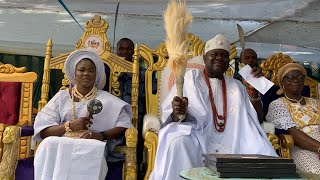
34, 89, 133, 180
150, 69, 277, 180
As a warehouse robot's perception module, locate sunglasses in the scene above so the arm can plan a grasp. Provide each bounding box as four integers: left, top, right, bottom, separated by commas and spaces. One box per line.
284, 75, 305, 82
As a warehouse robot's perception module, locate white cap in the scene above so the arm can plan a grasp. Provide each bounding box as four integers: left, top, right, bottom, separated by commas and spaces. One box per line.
204, 34, 230, 54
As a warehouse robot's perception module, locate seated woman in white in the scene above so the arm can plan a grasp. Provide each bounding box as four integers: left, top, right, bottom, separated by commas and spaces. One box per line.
33, 49, 133, 180
266, 63, 320, 176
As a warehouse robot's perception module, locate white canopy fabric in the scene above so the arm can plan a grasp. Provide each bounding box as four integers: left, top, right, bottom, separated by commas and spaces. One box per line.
0, 0, 319, 62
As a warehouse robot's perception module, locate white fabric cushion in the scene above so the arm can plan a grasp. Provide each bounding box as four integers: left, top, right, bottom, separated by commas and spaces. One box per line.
143, 113, 161, 136
261, 122, 275, 134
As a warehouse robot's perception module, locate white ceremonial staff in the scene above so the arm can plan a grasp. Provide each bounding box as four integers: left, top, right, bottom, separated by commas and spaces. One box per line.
163, 0, 193, 122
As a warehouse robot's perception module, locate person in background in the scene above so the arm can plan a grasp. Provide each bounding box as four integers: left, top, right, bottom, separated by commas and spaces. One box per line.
116, 38, 149, 178
239, 48, 264, 123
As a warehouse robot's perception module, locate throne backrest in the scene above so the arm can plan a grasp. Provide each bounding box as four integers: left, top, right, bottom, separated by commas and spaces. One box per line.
260, 52, 319, 119
0, 64, 37, 126
0, 64, 37, 158
38, 15, 140, 127
140, 33, 237, 118
0, 82, 21, 125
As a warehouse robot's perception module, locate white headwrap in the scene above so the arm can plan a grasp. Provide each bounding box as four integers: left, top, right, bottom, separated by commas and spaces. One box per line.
64, 49, 106, 89
204, 34, 230, 54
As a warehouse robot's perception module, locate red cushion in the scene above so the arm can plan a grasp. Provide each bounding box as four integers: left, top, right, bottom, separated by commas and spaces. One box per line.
0, 82, 21, 125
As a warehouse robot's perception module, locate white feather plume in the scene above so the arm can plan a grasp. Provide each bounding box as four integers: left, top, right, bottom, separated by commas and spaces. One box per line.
164, 0, 192, 121
164, 0, 192, 78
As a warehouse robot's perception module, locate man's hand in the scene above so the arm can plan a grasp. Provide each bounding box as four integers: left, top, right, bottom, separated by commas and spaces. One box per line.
171, 96, 188, 122
242, 79, 259, 97
251, 67, 263, 78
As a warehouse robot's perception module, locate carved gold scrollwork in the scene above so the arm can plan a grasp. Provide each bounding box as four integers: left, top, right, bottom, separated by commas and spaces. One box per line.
131, 44, 140, 128
267, 134, 280, 150
260, 52, 293, 84
143, 131, 158, 180
139, 45, 166, 116
140, 44, 167, 72
76, 15, 111, 53
185, 33, 205, 58
0, 126, 20, 180
0, 124, 7, 159
279, 134, 294, 158
124, 128, 138, 180
105, 53, 134, 98
17, 82, 33, 159
0, 64, 26, 74
305, 77, 319, 99
38, 38, 52, 112
60, 71, 70, 90
111, 71, 121, 97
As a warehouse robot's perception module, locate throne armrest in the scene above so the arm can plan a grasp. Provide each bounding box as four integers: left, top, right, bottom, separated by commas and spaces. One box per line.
16, 119, 29, 127
0, 123, 8, 158
261, 122, 281, 151
142, 113, 161, 137
124, 128, 138, 180
0, 125, 21, 179
20, 126, 34, 137
279, 134, 294, 158
144, 131, 158, 180
267, 134, 280, 151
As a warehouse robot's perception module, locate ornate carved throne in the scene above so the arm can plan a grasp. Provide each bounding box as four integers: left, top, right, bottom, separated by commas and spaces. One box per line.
37, 15, 139, 180
260, 52, 319, 158
140, 33, 237, 179
0, 64, 37, 180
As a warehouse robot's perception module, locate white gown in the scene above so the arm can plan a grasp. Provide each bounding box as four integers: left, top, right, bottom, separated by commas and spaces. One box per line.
150, 69, 277, 180
34, 89, 133, 180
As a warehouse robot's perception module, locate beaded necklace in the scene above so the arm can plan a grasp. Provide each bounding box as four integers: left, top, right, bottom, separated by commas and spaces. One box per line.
203, 70, 227, 132
71, 85, 97, 121
64, 85, 97, 138
284, 93, 304, 104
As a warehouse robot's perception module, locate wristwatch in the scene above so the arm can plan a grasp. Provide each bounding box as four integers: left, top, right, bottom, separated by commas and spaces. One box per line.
100, 131, 108, 140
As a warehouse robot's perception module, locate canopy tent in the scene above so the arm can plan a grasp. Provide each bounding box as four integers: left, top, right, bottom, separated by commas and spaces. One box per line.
0, 0, 319, 62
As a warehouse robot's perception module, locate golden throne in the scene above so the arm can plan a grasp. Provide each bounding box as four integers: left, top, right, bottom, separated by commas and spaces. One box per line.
140, 33, 237, 179
37, 15, 139, 180
0, 64, 37, 179
260, 52, 319, 158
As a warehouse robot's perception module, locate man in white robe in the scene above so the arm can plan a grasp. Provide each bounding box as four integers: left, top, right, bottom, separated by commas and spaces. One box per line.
150, 34, 277, 180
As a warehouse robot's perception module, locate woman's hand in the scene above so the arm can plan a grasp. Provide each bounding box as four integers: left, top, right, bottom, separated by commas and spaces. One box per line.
80, 131, 103, 141
171, 96, 188, 122
69, 116, 93, 131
